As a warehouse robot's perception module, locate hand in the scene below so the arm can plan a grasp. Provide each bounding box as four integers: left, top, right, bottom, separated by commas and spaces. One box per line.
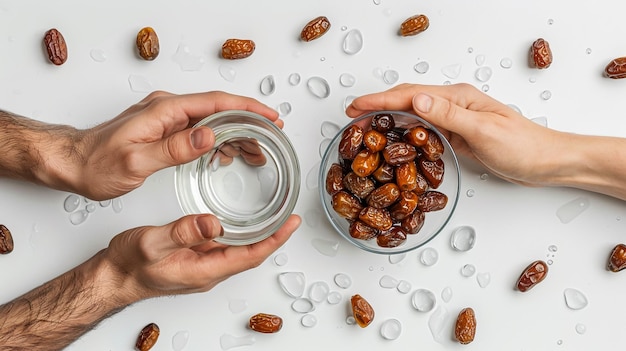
104, 213, 301, 300
346, 83, 570, 188
72, 91, 281, 200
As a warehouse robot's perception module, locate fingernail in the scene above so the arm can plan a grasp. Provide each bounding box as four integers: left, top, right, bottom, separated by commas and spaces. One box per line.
190, 128, 207, 149
413, 93, 433, 114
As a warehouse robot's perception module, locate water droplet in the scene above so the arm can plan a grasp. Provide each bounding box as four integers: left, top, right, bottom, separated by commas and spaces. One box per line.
372, 67, 384, 79
128, 74, 152, 93
547, 259, 554, 265
343, 95, 357, 110
507, 104, 523, 115
467, 47, 474, 53
380, 319, 402, 340
617, 216, 622, 221
172, 330, 189, 351
278, 272, 306, 298
383, 69, 399, 84
69, 210, 89, 225
529, 76, 537, 83
292, 298, 316, 313
339, 73, 356, 87
441, 287, 453, 302
301, 314, 318, 328
548, 245, 558, 253
346, 316, 356, 325
373, 0, 381, 4
311, 238, 339, 257
420, 247, 439, 266
481, 84, 490, 92
228, 299, 248, 313
342, 29, 364, 55
308, 281, 330, 303
466, 189, 475, 197
556, 339, 563, 346
368, 266, 374, 272
85, 203, 96, 213
63, 194, 81, 212
397, 280, 412, 294
443, 80, 451, 85
334, 273, 352, 289
277, 102, 292, 116
172, 43, 206, 71
450, 225, 477, 252
288, 73, 301, 86
586, 48, 592, 55
530, 116, 548, 127
500, 58, 513, 69
99, 199, 111, 207
460, 264, 476, 277
273, 252, 288, 266
547, 18, 555, 25
260, 75, 276, 96
89, 49, 107, 62
414, 61, 430, 74
319, 139, 331, 158
540, 90, 552, 100
475, 66, 493, 82
441, 64, 462, 79
480, 173, 490, 180
428, 306, 450, 343
575, 323, 587, 334
319, 57, 326, 62
477, 272, 491, 288
475, 54, 486, 66
307, 77, 331, 99
220, 334, 256, 350
341, 26, 348, 31
327, 291, 342, 304
321, 121, 341, 138
564, 288, 588, 310
556, 196, 590, 224
411, 289, 436, 312
305, 162, 320, 190
218, 65, 236, 82
389, 253, 406, 264
379, 275, 399, 289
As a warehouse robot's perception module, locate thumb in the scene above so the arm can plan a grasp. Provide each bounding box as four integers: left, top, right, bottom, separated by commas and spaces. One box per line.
412, 93, 482, 137
145, 126, 215, 172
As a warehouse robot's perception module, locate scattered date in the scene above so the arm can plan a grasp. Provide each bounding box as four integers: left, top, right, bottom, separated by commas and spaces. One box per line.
604, 57, 626, 79
529, 38, 552, 69
351, 294, 375, 328
300, 16, 331, 42
400, 14, 430, 37
43, 28, 68, 65
135, 323, 159, 351
221, 39, 256, 59
249, 313, 283, 333
516, 260, 549, 292
136, 27, 160, 61
0, 224, 14, 254
607, 243, 626, 272
454, 307, 477, 344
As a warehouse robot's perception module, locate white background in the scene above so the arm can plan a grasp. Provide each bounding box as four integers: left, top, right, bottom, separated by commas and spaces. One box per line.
1, 0, 626, 350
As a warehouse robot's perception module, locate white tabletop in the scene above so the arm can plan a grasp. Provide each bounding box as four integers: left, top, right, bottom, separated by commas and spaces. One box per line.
1, 0, 625, 350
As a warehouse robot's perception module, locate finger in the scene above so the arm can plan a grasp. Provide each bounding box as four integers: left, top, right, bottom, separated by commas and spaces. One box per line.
171, 91, 279, 124
143, 215, 223, 257
218, 144, 241, 158
240, 149, 267, 166
140, 126, 216, 172
412, 92, 487, 139
346, 88, 417, 117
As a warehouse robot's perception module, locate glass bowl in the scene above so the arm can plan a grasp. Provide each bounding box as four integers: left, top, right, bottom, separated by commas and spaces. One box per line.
175, 110, 300, 246
318, 110, 460, 255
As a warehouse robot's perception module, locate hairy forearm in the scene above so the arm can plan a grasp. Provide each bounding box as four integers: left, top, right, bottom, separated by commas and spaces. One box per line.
0, 109, 85, 191
0, 251, 130, 351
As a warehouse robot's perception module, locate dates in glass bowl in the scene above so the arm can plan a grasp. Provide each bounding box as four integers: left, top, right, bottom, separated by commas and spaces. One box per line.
319, 111, 460, 255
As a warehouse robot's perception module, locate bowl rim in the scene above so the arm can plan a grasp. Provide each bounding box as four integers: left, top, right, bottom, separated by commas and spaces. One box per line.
318, 110, 461, 255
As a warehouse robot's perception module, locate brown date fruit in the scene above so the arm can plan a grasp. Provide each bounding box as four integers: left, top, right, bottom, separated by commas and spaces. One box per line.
349, 220, 379, 240
343, 172, 376, 199
43, 28, 68, 65
372, 162, 395, 183
390, 191, 418, 221
604, 57, 626, 79
454, 308, 476, 345
363, 129, 387, 152
0, 224, 14, 254
404, 126, 429, 147
377, 226, 407, 248
417, 191, 448, 212
607, 243, 626, 272
338, 125, 364, 160
371, 114, 396, 133
221, 39, 255, 59
383, 142, 418, 166
366, 183, 400, 209
249, 313, 283, 333
395, 161, 418, 191
385, 128, 404, 143
414, 171, 430, 194
400, 210, 425, 234
421, 130, 444, 161
351, 149, 381, 177
529, 38, 552, 69
325, 163, 344, 196
516, 260, 548, 292
300, 16, 331, 42
418, 156, 444, 189
136, 27, 160, 61
135, 323, 159, 351
331, 191, 363, 220
400, 14, 430, 37
351, 294, 375, 328
358, 206, 393, 231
